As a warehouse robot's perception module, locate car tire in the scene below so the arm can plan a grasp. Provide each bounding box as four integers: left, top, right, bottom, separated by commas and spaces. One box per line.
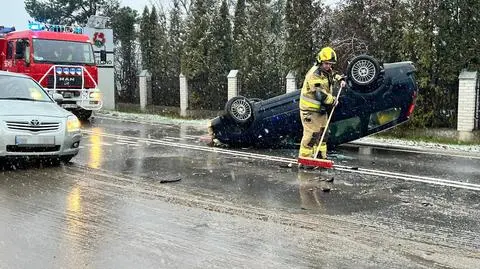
76, 109, 92, 121
347, 55, 381, 87
225, 96, 254, 124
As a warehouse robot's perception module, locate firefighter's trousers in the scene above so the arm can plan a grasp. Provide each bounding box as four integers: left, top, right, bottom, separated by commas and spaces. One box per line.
299, 110, 328, 159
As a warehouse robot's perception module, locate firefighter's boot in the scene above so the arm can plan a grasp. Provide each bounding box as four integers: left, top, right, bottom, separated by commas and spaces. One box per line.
318, 142, 327, 159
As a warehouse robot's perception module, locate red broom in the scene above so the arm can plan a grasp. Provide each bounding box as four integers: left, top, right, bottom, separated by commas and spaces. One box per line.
297, 85, 345, 169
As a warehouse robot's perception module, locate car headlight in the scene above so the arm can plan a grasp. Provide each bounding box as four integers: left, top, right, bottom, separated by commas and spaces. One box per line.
67, 115, 81, 132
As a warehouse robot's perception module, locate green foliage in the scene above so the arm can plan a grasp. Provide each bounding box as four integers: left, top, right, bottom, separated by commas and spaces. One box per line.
26, 0, 480, 126
284, 0, 315, 79
205, 0, 233, 109
168, 0, 183, 77
232, 0, 247, 69
110, 7, 138, 102
181, 0, 215, 78
24, 0, 113, 24
326, 0, 480, 128
239, 0, 285, 99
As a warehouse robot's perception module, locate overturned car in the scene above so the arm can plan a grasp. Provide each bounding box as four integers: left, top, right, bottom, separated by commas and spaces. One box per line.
209, 55, 418, 148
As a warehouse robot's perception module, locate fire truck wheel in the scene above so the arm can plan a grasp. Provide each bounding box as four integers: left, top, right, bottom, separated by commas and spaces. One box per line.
76, 110, 92, 121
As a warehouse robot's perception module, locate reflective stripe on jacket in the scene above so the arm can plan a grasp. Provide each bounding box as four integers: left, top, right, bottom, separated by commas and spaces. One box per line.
299, 65, 343, 112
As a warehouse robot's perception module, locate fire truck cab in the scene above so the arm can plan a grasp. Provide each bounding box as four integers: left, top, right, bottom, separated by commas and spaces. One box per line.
0, 23, 102, 120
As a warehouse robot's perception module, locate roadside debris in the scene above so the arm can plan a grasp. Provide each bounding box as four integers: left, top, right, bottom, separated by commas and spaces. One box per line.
160, 177, 182, 184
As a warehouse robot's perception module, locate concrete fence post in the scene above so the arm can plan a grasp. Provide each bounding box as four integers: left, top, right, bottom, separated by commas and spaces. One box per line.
286, 71, 297, 93
228, 70, 239, 100
457, 70, 478, 140
138, 70, 151, 112
180, 73, 188, 117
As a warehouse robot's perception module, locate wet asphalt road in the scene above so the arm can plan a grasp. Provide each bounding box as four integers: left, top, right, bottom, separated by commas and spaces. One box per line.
0, 116, 479, 269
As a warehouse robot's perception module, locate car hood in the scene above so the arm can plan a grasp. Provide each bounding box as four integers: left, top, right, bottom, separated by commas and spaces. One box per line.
0, 100, 70, 118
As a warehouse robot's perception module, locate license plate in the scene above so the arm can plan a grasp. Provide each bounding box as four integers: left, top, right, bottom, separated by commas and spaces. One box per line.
15, 136, 55, 145
62, 104, 78, 108
62, 92, 73, 98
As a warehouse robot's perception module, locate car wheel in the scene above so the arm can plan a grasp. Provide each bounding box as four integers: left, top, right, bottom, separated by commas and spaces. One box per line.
75, 109, 92, 121
347, 55, 380, 87
225, 96, 254, 124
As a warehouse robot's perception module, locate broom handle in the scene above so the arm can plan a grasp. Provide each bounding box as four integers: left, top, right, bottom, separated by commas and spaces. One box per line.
313, 85, 345, 159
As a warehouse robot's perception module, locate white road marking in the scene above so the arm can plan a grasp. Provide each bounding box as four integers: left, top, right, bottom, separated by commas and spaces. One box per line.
82, 129, 480, 192
93, 115, 480, 160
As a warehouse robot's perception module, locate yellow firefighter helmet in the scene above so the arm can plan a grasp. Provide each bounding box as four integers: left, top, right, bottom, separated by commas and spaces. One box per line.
317, 47, 337, 64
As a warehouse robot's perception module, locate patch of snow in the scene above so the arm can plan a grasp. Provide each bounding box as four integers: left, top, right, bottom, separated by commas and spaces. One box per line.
96, 110, 211, 127
356, 137, 480, 154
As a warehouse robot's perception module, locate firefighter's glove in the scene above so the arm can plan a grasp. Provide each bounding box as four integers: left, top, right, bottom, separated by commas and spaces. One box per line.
333, 96, 339, 107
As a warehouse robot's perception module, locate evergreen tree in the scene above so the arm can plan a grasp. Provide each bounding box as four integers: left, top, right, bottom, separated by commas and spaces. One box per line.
167, 0, 184, 106
181, 0, 215, 109
168, 0, 183, 77
25, 0, 111, 24
270, 0, 286, 73
242, 0, 284, 98
110, 7, 138, 102
284, 0, 315, 80
232, 0, 247, 69
139, 6, 153, 72
149, 6, 170, 105
207, 0, 233, 109
181, 0, 214, 78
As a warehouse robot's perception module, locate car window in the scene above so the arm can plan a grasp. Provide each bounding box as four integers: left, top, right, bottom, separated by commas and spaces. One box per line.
6, 41, 14, 59
330, 116, 362, 140
15, 39, 26, 59
368, 108, 401, 130
32, 39, 95, 65
0, 76, 51, 102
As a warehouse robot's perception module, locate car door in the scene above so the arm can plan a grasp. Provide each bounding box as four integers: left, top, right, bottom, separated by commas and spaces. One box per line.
3, 40, 15, 71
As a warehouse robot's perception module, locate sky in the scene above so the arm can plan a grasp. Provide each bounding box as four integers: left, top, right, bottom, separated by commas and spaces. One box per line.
2, 0, 338, 30
0, 0, 170, 30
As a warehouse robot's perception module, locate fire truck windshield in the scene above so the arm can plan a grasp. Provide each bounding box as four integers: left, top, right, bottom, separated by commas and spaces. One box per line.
32, 39, 95, 65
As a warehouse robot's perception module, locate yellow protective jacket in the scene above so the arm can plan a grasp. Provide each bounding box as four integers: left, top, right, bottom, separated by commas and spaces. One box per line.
299, 65, 344, 112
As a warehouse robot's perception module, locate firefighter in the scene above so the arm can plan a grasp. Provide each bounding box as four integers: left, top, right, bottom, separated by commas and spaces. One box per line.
298, 47, 346, 161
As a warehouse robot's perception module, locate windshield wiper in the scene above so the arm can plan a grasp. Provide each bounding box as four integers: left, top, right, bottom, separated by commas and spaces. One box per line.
0, 97, 47, 102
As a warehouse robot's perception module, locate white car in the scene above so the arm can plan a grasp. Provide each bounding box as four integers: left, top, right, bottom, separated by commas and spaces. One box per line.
0, 71, 81, 163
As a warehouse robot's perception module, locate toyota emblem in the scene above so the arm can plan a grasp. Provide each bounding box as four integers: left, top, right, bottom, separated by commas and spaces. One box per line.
30, 119, 40, 126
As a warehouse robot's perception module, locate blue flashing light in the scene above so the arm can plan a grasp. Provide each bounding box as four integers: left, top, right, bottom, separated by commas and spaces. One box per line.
69, 68, 76, 75
63, 67, 69, 74
75, 68, 82, 75
0, 26, 16, 34
27, 21, 83, 34
28, 22, 44, 31
56, 67, 63, 74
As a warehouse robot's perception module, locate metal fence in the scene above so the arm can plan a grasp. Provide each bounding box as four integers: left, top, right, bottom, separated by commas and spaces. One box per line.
239, 74, 286, 100
188, 74, 228, 110
151, 76, 180, 107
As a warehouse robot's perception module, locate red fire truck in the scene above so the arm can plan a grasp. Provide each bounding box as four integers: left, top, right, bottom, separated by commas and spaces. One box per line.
0, 23, 102, 120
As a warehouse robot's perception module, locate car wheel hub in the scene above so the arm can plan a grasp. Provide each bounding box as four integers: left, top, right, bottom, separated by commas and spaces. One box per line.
352, 59, 376, 84
230, 99, 252, 121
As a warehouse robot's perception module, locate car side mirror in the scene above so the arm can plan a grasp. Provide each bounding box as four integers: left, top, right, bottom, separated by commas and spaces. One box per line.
52, 93, 64, 102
